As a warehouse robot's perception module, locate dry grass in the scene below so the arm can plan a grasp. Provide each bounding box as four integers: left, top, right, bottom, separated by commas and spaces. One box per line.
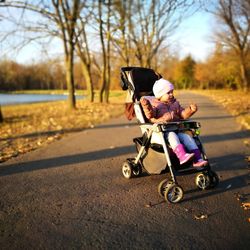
0, 91, 127, 163
193, 89, 250, 130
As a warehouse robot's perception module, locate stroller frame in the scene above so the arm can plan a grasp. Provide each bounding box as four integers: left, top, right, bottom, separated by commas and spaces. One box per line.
121, 66, 219, 203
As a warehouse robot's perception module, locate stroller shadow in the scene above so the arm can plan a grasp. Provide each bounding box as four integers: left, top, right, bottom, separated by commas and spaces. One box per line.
144, 152, 249, 205
182, 173, 250, 203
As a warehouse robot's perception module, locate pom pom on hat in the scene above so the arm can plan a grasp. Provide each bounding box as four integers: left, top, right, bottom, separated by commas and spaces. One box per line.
153, 78, 174, 98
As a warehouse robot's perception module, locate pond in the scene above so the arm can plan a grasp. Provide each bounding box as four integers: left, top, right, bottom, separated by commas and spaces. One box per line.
0, 93, 84, 106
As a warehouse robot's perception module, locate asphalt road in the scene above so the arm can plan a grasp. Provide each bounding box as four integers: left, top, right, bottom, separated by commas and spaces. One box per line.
0, 91, 250, 250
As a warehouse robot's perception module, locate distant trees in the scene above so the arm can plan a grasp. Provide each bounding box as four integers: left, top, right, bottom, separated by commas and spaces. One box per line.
0, 0, 195, 105
0, 0, 84, 109
206, 0, 250, 91
174, 55, 196, 89
0, 0, 249, 96
0, 59, 66, 91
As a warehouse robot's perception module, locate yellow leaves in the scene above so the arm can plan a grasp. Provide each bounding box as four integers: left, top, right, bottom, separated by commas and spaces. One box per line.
195, 90, 250, 130
242, 203, 250, 210
0, 99, 124, 163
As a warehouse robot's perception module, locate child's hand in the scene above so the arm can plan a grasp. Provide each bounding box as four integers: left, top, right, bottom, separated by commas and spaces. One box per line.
190, 103, 198, 112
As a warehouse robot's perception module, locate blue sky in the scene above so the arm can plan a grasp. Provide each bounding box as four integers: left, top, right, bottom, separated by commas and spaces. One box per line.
0, 8, 216, 64
170, 11, 216, 62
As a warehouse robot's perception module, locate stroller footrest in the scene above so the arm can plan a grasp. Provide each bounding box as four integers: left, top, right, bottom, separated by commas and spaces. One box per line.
175, 166, 207, 175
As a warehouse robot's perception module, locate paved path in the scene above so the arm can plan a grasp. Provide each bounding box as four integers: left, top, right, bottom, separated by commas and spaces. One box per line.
0, 91, 249, 249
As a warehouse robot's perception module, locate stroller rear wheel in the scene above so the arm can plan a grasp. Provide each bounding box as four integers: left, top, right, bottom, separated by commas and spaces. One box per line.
132, 164, 142, 176
195, 172, 210, 190
158, 179, 172, 197
164, 183, 184, 203
208, 170, 219, 188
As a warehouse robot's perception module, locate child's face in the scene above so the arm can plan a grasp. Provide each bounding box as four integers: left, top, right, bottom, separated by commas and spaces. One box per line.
159, 90, 174, 103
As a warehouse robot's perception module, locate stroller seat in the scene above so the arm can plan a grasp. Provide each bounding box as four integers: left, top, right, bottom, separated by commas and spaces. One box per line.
120, 67, 219, 204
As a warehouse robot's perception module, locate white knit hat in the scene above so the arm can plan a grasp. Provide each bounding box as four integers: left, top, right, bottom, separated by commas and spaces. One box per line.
153, 78, 174, 98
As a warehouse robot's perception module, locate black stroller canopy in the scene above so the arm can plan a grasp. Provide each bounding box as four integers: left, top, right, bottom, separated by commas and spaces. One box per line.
121, 67, 161, 99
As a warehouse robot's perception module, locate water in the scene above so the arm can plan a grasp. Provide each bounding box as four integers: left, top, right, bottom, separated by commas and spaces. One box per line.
0, 93, 84, 106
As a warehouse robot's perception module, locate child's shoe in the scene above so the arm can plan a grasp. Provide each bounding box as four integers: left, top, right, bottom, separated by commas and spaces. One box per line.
191, 149, 208, 169
193, 159, 208, 168
174, 144, 194, 165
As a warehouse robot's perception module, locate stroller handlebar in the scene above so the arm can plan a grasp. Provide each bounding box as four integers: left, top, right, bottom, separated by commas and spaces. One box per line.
140, 120, 201, 133
160, 120, 201, 132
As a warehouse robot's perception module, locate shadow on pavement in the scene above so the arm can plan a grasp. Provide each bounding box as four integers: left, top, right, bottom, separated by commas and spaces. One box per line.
201, 130, 249, 143
0, 145, 135, 177
180, 153, 249, 203
182, 173, 250, 203
0, 122, 137, 141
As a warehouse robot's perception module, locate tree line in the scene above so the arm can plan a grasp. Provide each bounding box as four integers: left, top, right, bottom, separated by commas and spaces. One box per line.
1, 42, 249, 92
0, 0, 249, 113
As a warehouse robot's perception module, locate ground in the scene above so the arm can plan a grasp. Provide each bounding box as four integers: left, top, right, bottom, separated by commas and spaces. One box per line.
0, 90, 249, 163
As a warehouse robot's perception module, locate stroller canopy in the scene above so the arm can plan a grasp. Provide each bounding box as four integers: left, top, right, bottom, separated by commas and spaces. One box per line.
121, 67, 161, 99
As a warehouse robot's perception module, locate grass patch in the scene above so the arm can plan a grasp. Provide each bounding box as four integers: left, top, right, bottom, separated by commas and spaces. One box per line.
0, 91, 127, 163
193, 89, 250, 130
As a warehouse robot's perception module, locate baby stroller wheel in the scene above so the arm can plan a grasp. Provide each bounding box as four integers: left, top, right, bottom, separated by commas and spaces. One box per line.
158, 179, 172, 197
132, 164, 142, 177
164, 184, 184, 203
208, 170, 219, 188
122, 161, 133, 179
195, 173, 210, 190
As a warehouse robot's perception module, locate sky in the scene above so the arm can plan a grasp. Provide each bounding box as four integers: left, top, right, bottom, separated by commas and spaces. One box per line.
170, 11, 216, 62
0, 9, 216, 64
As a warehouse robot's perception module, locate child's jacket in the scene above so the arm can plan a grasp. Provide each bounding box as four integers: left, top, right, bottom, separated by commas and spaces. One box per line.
140, 96, 195, 123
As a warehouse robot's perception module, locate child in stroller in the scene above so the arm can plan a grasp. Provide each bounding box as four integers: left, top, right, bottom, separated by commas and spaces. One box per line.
121, 66, 219, 203
141, 78, 208, 169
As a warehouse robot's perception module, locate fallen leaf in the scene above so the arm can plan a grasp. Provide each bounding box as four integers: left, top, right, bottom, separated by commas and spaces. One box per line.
234, 192, 246, 201
245, 156, 250, 162
242, 202, 250, 210
194, 214, 208, 220
244, 140, 250, 147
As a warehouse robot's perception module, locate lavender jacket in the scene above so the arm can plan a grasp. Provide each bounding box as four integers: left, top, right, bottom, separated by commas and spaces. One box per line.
140, 96, 196, 123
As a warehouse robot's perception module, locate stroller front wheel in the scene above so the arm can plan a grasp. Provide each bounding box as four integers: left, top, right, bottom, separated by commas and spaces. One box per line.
164, 184, 184, 203
122, 161, 133, 179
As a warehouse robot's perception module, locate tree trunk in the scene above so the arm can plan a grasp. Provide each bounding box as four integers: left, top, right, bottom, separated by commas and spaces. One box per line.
0, 106, 3, 123
98, 0, 106, 103
105, 0, 111, 103
65, 54, 76, 110
81, 62, 94, 102
239, 55, 249, 92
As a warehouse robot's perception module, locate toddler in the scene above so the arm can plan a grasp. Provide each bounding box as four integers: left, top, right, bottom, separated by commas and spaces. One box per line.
140, 78, 208, 168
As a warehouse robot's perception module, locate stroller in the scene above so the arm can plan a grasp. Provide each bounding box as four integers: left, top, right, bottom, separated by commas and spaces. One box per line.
120, 66, 219, 203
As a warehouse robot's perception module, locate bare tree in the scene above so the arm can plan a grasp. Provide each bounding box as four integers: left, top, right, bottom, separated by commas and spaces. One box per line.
111, 0, 195, 68
98, 0, 112, 103
207, 0, 250, 91
0, 0, 83, 109
111, 0, 132, 66
51, 0, 81, 109
75, 20, 95, 102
